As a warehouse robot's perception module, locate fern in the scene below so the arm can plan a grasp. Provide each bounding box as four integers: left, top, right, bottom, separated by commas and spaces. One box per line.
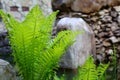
73, 56, 98, 80
0, 5, 79, 80
97, 63, 110, 80
73, 56, 109, 80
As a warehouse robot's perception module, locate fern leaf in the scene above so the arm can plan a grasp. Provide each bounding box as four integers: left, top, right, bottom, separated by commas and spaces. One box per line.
97, 62, 110, 79
74, 56, 98, 80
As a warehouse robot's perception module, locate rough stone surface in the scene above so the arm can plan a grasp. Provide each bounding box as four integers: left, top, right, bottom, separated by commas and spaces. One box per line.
55, 17, 96, 69
52, 0, 120, 13
1, 0, 52, 21
0, 59, 16, 80
54, 4, 120, 79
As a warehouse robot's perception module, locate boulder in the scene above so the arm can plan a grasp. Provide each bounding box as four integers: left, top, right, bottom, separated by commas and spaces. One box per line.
1, 0, 52, 21
55, 17, 96, 69
52, 0, 120, 13
0, 59, 16, 80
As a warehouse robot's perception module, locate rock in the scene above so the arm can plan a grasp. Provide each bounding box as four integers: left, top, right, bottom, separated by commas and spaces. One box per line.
39, 0, 53, 16
108, 0, 120, 6
96, 54, 104, 62
1, 0, 53, 21
110, 10, 118, 18
114, 6, 120, 12
109, 36, 119, 43
0, 22, 6, 33
111, 22, 119, 31
106, 49, 113, 55
101, 15, 112, 23
55, 17, 96, 69
98, 32, 105, 38
71, 0, 103, 13
99, 10, 106, 16
0, 59, 16, 80
117, 15, 120, 23
103, 40, 111, 47
52, 0, 120, 13
114, 29, 120, 37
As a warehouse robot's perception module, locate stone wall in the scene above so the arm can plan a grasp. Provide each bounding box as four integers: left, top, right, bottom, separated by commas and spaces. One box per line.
0, 0, 52, 21
54, 6, 120, 62
52, 2, 120, 79
0, 0, 53, 63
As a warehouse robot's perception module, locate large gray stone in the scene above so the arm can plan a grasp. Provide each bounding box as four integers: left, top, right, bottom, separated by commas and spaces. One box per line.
52, 0, 120, 13
0, 59, 16, 80
55, 17, 96, 69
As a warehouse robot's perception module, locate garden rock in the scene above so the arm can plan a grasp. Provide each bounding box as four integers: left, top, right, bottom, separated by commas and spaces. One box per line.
0, 59, 16, 80
55, 17, 96, 69
52, 0, 120, 13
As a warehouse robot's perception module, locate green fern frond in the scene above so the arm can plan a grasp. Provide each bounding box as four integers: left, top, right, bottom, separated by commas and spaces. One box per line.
97, 62, 110, 79
0, 5, 79, 80
76, 56, 98, 80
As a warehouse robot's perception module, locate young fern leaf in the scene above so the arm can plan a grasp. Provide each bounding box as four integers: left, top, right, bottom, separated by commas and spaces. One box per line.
97, 62, 110, 79
74, 56, 98, 80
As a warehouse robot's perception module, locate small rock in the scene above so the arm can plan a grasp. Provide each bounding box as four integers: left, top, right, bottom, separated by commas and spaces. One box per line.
103, 40, 111, 47
105, 23, 112, 28
99, 10, 106, 16
94, 30, 98, 35
98, 32, 106, 38
106, 49, 113, 55
97, 21, 102, 25
114, 29, 120, 36
117, 45, 120, 51
91, 17, 98, 22
0, 59, 16, 80
114, 6, 120, 12
96, 44, 103, 48
101, 47, 106, 52
106, 28, 111, 31
110, 10, 118, 18
108, 31, 114, 37
109, 36, 119, 43
97, 55, 103, 62
117, 15, 120, 23
111, 22, 119, 31
101, 15, 112, 23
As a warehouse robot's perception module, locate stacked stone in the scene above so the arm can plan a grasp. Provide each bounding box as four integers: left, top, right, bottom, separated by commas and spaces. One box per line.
55, 6, 120, 63
79, 6, 120, 63
55, 5, 120, 80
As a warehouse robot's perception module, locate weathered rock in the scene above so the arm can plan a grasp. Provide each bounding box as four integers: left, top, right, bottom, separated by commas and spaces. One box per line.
1, 0, 52, 21
39, 0, 53, 16
0, 59, 16, 80
109, 36, 119, 43
103, 40, 111, 47
0, 22, 6, 33
111, 22, 119, 31
114, 6, 120, 12
55, 17, 96, 69
52, 0, 120, 13
71, 0, 106, 13
100, 15, 112, 23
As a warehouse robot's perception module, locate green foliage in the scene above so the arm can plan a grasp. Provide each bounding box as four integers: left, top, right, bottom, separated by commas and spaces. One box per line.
0, 5, 79, 80
73, 56, 110, 80
97, 63, 109, 80
0, 5, 111, 80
